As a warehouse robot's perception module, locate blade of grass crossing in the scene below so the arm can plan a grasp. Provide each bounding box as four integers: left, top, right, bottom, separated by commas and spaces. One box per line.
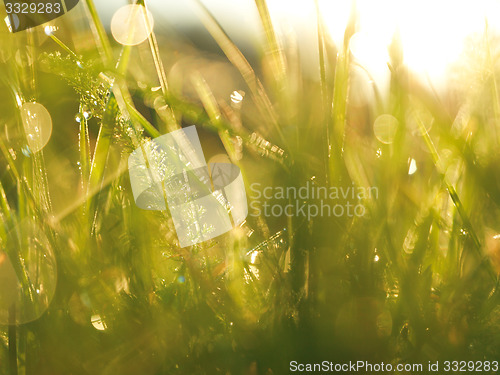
192, 0, 286, 145
329, 4, 356, 184
314, 0, 330, 183
254, 0, 287, 91
416, 115, 496, 281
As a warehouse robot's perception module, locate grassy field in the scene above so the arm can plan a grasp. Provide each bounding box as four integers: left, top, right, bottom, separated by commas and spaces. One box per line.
1, 0, 500, 374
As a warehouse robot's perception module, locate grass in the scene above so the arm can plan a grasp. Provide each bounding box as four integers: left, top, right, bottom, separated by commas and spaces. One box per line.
1, 0, 500, 374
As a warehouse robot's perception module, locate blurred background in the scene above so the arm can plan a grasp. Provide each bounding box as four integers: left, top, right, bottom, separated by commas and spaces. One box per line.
94, 0, 500, 84
2, 0, 500, 374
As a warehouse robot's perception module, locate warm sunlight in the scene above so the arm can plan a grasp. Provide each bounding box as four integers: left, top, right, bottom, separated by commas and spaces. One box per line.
2, 0, 500, 373
339, 0, 498, 81
266, 0, 500, 86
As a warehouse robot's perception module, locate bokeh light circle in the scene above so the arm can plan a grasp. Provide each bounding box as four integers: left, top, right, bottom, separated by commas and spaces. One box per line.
0, 220, 57, 325
20, 102, 53, 152
111, 4, 154, 46
373, 114, 399, 144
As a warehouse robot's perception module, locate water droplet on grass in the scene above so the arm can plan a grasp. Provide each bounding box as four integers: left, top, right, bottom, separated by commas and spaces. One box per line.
44, 25, 57, 36
82, 106, 92, 120
21, 146, 32, 157
230, 90, 245, 104
8, 148, 17, 160
15, 94, 23, 107
91, 314, 107, 331
408, 158, 417, 175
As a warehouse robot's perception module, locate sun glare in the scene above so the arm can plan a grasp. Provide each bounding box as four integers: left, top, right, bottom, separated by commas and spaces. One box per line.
267, 0, 500, 86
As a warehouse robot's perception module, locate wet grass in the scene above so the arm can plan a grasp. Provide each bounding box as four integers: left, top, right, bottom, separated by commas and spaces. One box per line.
1, 0, 500, 374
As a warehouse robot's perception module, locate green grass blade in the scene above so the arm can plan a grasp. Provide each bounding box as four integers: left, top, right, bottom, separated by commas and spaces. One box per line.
193, 0, 285, 144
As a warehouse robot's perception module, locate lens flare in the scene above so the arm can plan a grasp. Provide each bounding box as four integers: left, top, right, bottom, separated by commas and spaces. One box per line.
111, 4, 154, 46
20, 102, 53, 153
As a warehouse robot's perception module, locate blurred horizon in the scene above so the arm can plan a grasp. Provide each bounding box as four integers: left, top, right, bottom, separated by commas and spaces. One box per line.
92, 0, 500, 89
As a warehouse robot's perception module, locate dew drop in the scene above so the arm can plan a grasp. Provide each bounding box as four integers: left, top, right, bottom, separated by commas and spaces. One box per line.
15, 94, 23, 107
44, 25, 57, 36
75, 113, 82, 123
21, 145, 32, 157
230, 90, 245, 104
8, 148, 17, 160
91, 314, 107, 331
249, 250, 259, 264
408, 158, 417, 175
